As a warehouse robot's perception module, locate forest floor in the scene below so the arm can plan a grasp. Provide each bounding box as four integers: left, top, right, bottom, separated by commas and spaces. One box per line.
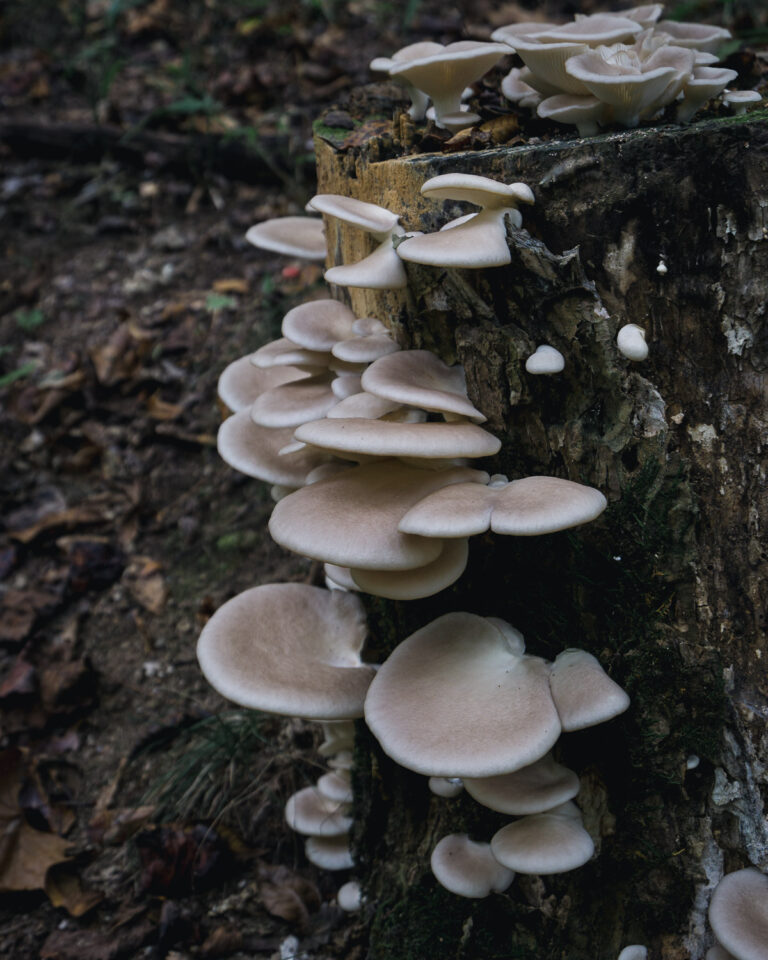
1, 0, 766, 958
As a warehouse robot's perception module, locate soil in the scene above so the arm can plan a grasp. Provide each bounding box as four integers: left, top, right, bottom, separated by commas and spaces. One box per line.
1, 1, 765, 958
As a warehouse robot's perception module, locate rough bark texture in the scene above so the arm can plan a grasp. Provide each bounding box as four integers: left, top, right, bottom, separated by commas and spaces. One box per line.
315, 106, 768, 960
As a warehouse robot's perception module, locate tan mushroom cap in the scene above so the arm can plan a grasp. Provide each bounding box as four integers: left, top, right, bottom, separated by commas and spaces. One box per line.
332, 333, 399, 364
285, 785, 352, 836
309, 194, 399, 237
364, 612, 561, 777
361, 351, 486, 422
490, 801, 595, 874
281, 299, 358, 352
250, 373, 337, 428
217, 356, 306, 414
269, 460, 487, 570
350, 537, 470, 600
431, 834, 514, 898
709, 867, 768, 960
464, 753, 580, 815
549, 649, 630, 731
295, 418, 501, 460
305, 834, 354, 871
245, 216, 326, 260
216, 410, 329, 486
196, 583, 375, 720
252, 337, 332, 371
399, 475, 607, 538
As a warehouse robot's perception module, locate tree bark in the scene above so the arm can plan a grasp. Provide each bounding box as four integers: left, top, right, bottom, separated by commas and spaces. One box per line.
315, 107, 768, 960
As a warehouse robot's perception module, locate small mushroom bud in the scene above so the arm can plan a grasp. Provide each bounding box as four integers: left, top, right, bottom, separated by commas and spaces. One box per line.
617, 323, 649, 361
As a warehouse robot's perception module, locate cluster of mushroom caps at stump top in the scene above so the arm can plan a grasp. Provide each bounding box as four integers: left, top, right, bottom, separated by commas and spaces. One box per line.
371, 4, 762, 138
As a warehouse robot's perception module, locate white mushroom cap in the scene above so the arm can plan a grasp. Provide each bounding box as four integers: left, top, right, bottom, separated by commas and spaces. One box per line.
326, 392, 421, 422
285, 785, 352, 836
364, 612, 561, 777
464, 753, 580, 815
197, 583, 375, 720
269, 460, 488, 571
549, 648, 630, 731
617, 947, 648, 960
281, 300, 359, 352
677, 66, 739, 123
399, 475, 607, 538
490, 801, 595, 874
337, 880, 363, 911
535, 14, 643, 46
723, 90, 762, 115
216, 411, 329, 486
361, 351, 486, 422
510, 37, 592, 97
501, 67, 542, 107
250, 372, 337, 428
525, 344, 565, 374
709, 867, 768, 960
309, 194, 399, 238
420, 173, 535, 210
324, 563, 359, 592
317, 770, 354, 804
370, 41, 445, 121
331, 332, 400, 364
305, 835, 354, 871
617, 323, 649, 361
620, 4, 663, 28
217, 356, 306, 414
252, 337, 332, 371
245, 216, 326, 261
486, 617, 525, 656
655, 20, 732, 54
397, 209, 516, 269
537, 94, 606, 136
430, 835, 514, 898
295, 418, 500, 461
350, 537, 470, 600
331, 374, 364, 401
318, 719, 356, 757
429, 777, 464, 798
325, 236, 408, 290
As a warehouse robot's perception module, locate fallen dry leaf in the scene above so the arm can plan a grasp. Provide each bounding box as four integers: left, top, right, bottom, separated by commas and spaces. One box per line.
212, 278, 248, 294
46, 864, 103, 916
0, 587, 62, 643
122, 556, 168, 613
258, 863, 321, 932
8, 504, 106, 543
90, 322, 155, 386
146, 392, 184, 420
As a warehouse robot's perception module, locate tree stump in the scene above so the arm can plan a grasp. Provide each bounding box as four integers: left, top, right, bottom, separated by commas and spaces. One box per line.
315, 105, 768, 960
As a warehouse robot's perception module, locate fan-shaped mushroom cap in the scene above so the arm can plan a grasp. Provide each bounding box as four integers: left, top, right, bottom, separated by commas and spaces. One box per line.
309, 195, 399, 238
197, 583, 375, 720
621, 4, 663, 27
398, 209, 519, 269
217, 356, 306, 414
295, 418, 501, 461
245, 216, 327, 260
285, 785, 352, 836
252, 337, 331, 371
269, 460, 487, 571
526, 344, 565, 374
421, 173, 535, 210
337, 880, 363, 911
655, 20, 731, 54
677, 66, 739, 123
324, 563, 359, 591
510, 37, 592, 97
317, 770, 354, 804
331, 334, 400, 365
331, 374, 364, 401
429, 777, 464, 798
486, 616, 526, 655
709, 867, 768, 960
250, 373, 337, 428
327, 392, 422, 422
464, 753, 580, 815
501, 67, 542, 107
216, 411, 329, 486
538, 93, 606, 135
490, 801, 595, 874
617, 948, 648, 960
535, 14, 642, 45
361, 351, 486, 422
617, 323, 649, 361
549, 649, 630, 731
399, 474, 607, 538
281, 300, 359, 352
723, 89, 762, 115
431, 834, 514, 898
350, 537, 470, 600
326, 237, 408, 290
364, 612, 561, 777
305, 834, 354, 870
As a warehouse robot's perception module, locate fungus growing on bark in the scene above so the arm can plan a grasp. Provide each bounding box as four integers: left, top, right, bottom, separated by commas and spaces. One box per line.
305, 834, 355, 871
337, 880, 363, 911
617, 946, 648, 960
463, 753, 580, 815
490, 801, 595, 874
370, 41, 445, 120
676, 66, 739, 123
430, 834, 514, 898
245, 216, 327, 261
217, 356, 305, 414
722, 90, 762, 115
281, 299, 359, 352
285, 785, 353, 836
617, 323, 649, 361
708, 867, 768, 960
429, 777, 465, 798
549, 649, 630, 731
525, 344, 565, 374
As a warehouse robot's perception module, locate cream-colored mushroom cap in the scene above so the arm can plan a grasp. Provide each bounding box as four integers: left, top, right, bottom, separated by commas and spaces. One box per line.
723, 90, 762, 115
251, 337, 331, 370
285, 785, 352, 836
281, 299, 358, 352
464, 753, 580, 815
245, 216, 326, 260
318, 720, 356, 757
350, 538, 469, 600
431, 834, 514, 898
295, 418, 501, 460
197, 583, 375, 719
327, 392, 422, 422
397, 210, 518, 269
709, 867, 768, 960
421, 173, 535, 210
399, 475, 607, 537
429, 777, 464, 798
309, 194, 399, 237
337, 880, 363, 911
251, 373, 337, 428
216, 411, 329, 486
364, 612, 561, 777
317, 770, 354, 804
617, 323, 649, 361
526, 344, 565, 374
617, 947, 648, 960
549, 648, 630, 731
536, 14, 642, 45
269, 460, 487, 571
361, 351, 485, 422
490, 801, 595, 874
324, 563, 359, 591
620, 4, 663, 27
537, 94, 606, 136
655, 20, 731, 54
217, 356, 306, 414
331, 333, 400, 365
305, 835, 354, 871
510, 37, 592, 97
677, 66, 739, 123
325, 238, 408, 290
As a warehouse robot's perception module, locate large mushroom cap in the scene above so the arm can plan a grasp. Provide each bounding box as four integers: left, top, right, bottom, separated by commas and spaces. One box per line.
490, 801, 595, 874
364, 612, 561, 777
250, 373, 338, 429
430, 834, 514, 898
269, 460, 487, 571
350, 537, 470, 600
709, 868, 768, 960
464, 753, 580, 815
309, 194, 399, 236
285, 785, 353, 836
197, 583, 375, 720
549, 649, 630, 731
216, 411, 329, 486
217, 356, 306, 414
245, 216, 326, 260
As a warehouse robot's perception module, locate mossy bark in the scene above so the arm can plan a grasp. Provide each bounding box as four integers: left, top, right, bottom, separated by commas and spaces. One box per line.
315, 108, 768, 960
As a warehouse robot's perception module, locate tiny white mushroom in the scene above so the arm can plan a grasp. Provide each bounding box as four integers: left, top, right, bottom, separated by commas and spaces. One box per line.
617, 323, 649, 361
525, 345, 565, 374
337, 880, 363, 911
656, 259, 668, 275
723, 89, 762, 116
429, 776, 465, 798
618, 948, 648, 960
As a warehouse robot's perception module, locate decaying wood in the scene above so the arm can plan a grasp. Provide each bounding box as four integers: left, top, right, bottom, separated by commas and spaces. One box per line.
316, 109, 768, 960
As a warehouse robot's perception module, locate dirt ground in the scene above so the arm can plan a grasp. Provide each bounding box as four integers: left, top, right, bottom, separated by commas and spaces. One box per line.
1, 0, 766, 958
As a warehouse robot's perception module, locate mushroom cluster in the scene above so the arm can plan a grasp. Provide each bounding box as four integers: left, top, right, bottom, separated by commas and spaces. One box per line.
708, 868, 768, 960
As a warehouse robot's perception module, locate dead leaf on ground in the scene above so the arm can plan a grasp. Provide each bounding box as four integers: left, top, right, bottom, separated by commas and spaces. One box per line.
8, 504, 107, 544
0, 587, 63, 644
146, 392, 184, 420
258, 863, 321, 932
212, 278, 248, 294
122, 556, 168, 613
46, 864, 103, 916
90, 322, 155, 386
39, 908, 155, 960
